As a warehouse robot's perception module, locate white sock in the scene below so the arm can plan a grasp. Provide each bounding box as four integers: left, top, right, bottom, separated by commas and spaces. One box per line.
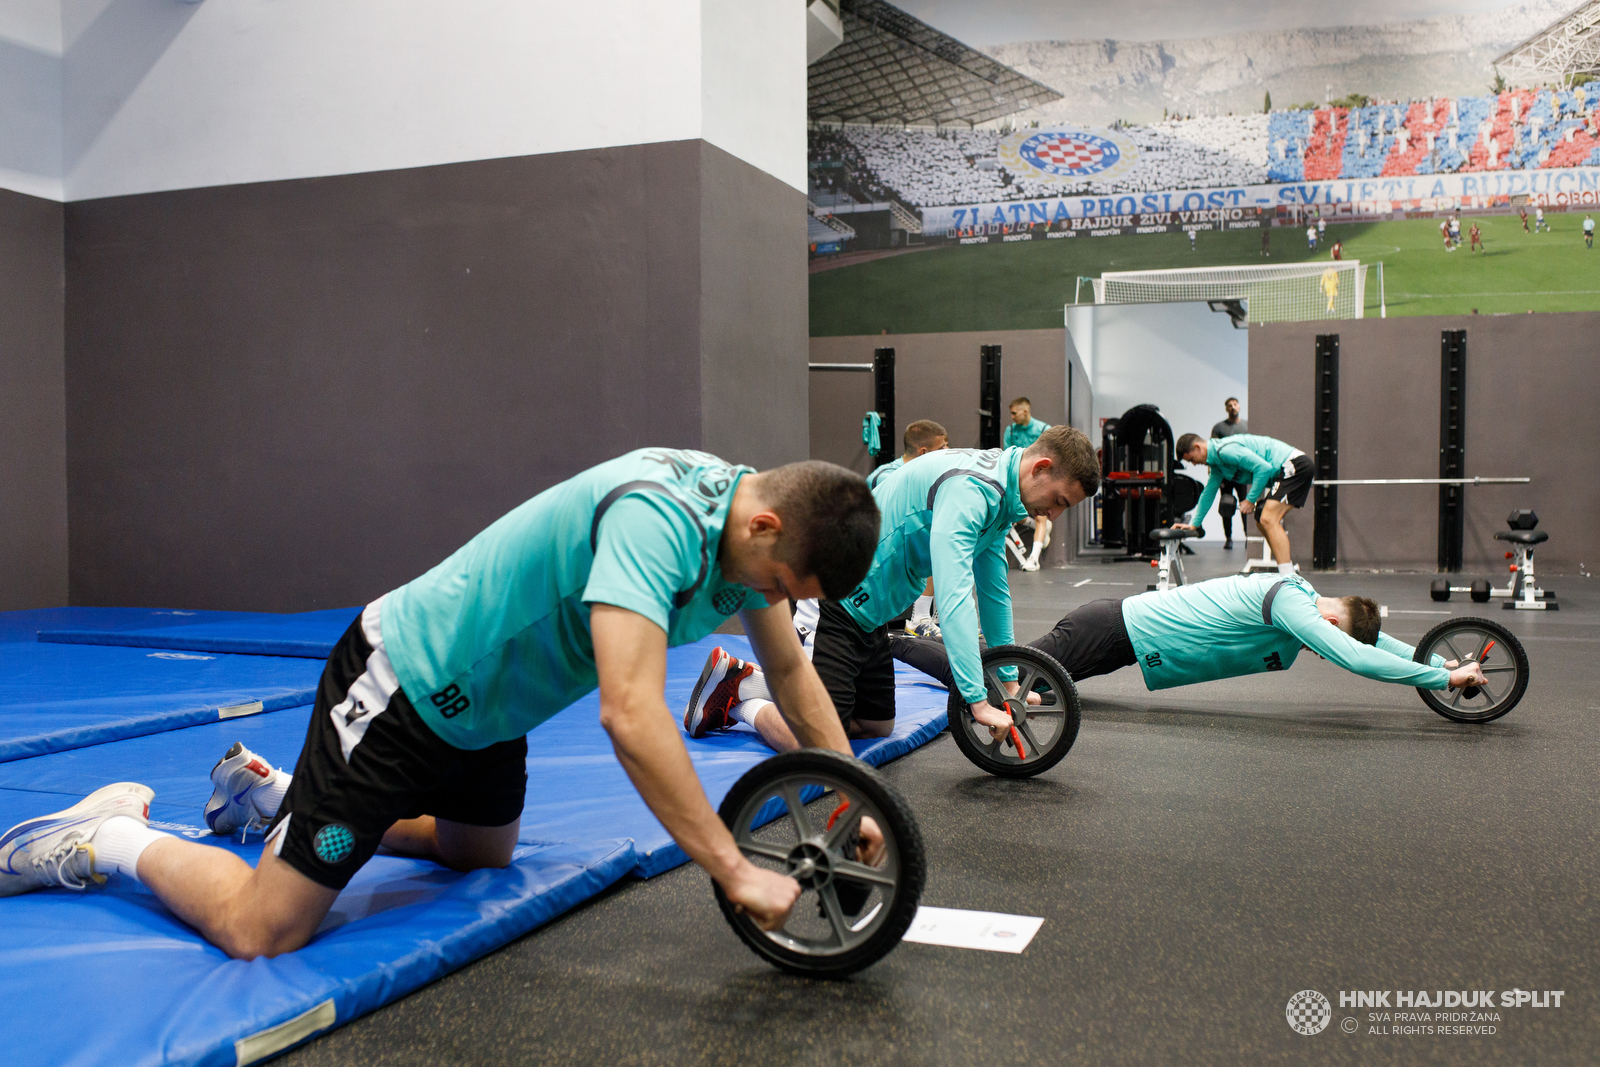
736, 668, 772, 703
731, 698, 770, 726
91, 816, 169, 884
257, 770, 291, 818
1278, 561, 1296, 574
912, 594, 933, 621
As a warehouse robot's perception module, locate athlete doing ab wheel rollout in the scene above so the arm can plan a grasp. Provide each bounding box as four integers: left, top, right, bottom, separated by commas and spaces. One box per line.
892, 573, 1489, 711
0, 450, 883, 959
683, 428, 1101, 753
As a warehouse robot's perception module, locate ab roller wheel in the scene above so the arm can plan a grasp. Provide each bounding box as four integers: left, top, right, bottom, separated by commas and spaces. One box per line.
1413, 616, 1529, 724
713, 749, 925, 978
948, 645, 1082, 778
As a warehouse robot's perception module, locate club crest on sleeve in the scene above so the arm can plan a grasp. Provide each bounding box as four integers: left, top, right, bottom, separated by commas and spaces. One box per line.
713, 587, 746, 616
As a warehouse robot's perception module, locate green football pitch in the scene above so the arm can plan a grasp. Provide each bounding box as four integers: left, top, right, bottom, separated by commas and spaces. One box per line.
809, 215, 1600, 336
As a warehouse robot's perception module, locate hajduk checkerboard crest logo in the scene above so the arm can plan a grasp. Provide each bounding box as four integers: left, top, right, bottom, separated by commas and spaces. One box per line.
998, 127, 1139, 184
1285, 989, 1332, 1035
313, 823, 356, 865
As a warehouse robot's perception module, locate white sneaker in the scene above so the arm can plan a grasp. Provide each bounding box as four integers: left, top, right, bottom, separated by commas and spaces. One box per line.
906, 617, 941, 639
1005, 531, 1029, 568
1021, 552, 1041, 572
0, 783, 153, 896
204, 743, 284, 836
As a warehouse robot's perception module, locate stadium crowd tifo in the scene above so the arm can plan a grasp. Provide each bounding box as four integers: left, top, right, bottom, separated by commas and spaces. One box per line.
808, 86, 1600, 247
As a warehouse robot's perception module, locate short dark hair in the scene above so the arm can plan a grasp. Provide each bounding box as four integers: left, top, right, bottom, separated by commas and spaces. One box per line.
1175, 432, 1205, 457
760, 461, 879, 600
1024, 425, 1100, 497
1225, 397, 1240, 404
1341, 596, 1382, 645
903, 419, 947, 454
1009, 397, 1031, 409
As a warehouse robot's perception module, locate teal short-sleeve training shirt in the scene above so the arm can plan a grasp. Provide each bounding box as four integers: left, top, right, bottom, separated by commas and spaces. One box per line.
865, 456, 906, 490
1003, 418, 1050, 450
381, 448, 762, 749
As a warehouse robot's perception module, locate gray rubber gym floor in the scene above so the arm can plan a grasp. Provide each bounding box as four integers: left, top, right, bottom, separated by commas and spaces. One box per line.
282, 549, 1597, 1066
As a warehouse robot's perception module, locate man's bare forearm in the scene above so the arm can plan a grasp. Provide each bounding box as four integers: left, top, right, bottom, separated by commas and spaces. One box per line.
765, 661, 851, 752
602, 694, 745, 883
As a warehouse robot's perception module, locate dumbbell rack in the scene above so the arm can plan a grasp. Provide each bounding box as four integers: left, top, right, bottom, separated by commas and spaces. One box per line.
1429, 509, 1557, 610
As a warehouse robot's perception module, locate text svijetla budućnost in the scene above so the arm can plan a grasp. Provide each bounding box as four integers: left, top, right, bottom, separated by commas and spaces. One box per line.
1341, 989, 1564, 1008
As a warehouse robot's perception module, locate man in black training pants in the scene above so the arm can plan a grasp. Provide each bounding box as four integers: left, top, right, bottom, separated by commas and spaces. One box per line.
891, 574, 1485, 703
1210, 397, 1248, 549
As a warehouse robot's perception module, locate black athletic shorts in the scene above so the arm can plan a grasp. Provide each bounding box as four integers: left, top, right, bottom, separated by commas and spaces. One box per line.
265, 604, 528, 890
812, 600, 896, 724
1262, 453, 1315, 510
892, 597, 1135, 690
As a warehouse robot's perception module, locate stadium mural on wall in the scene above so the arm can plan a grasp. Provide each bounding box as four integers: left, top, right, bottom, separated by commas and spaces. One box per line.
998, 127, 1140, 184
928, 166, 1600, 235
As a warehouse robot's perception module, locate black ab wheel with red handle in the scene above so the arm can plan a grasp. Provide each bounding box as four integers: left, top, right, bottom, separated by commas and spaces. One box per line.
1412, 616, 1529, 724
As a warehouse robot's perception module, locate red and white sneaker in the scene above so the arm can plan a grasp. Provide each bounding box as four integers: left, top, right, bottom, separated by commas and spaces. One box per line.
683, 647, 754, 738
204, 743, 285, 836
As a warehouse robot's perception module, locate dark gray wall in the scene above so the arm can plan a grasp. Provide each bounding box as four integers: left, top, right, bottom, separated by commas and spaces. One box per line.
808, 361, 876, 475
700, 142, 809, 471
0, 186, 66, 610
64, 141, 807, 610
1250, 313, 1599, 574
808, 328, 1085, 565
808, 328, 1069, 472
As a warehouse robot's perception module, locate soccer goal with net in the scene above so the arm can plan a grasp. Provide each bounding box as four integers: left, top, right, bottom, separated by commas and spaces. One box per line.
1076, 261, 1383, 323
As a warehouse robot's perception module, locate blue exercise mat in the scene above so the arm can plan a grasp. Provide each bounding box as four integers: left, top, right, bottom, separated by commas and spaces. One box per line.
0, 636, 950, 876
36, 607, 359, 659
0, 642, 322, 763
0, 635, 949, 1066
0, 607, 268, 645
522, 634, 951, 876
0, 779, 635, 1067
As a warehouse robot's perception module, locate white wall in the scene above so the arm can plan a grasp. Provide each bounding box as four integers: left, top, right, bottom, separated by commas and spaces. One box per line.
0, 0, 62, 200
703, 0, 807, 191
0, 0, 805, 202
1067, 301, 1250, 540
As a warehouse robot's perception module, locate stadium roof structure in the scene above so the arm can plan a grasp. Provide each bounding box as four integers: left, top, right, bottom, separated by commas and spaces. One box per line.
809, 0, 1062, 128
1495, 0, 1600, 87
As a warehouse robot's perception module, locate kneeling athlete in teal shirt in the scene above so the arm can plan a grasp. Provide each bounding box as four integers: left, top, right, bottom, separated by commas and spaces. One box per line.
0, 450, 882, 960
684, 428, 1101, 752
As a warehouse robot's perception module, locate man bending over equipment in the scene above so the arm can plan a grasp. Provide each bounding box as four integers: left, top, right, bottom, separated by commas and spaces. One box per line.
867, 419, 950, 636
1004, 398, 1054, 571
0, 451, 881, 957
892, 573, 1489, 710
684, 428, 1101, 753
1175, 431, 1312, 574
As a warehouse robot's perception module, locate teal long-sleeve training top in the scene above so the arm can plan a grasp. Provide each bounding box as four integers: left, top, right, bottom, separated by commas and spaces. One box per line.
1190, 433, 1300, 525
1119, 573, 1451, 691
844, 447, 1029, 704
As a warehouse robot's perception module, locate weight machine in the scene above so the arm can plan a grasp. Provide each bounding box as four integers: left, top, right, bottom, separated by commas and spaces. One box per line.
1097, 404, 1203, 558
